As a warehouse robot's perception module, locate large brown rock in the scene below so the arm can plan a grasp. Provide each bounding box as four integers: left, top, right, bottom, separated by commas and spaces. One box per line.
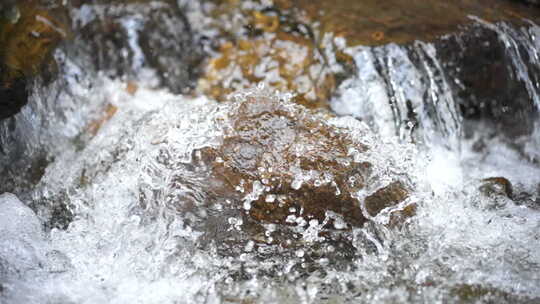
201, 95, 373, 228
275, 0, 539, 46
146, 92, 416, 265
163, 93, 413, 251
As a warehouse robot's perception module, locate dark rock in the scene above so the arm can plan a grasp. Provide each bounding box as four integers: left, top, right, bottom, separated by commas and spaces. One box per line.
479, 177, 513, 198
0, 74, 28, 120
437, 24, 540, 139
331, 18, 540, 146
68, 0, 203, 93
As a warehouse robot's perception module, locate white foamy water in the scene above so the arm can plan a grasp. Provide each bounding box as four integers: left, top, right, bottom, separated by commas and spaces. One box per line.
2, 8, 540, 304
0, 79, 538, 303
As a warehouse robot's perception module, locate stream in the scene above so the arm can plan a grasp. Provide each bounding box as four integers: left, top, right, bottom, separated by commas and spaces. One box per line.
1, 1, 540, 303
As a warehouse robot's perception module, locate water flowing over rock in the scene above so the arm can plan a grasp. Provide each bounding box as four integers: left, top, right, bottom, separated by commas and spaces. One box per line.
0, 0, 203, 197
196, 94, 411, 228
155, 92, 416, 262
29, 88, 417, 269
68, 0, 202, 93
9, 83, 538, 303
2, 0, 540, 303
332, 19, 540, 151
194, 0, 349, 108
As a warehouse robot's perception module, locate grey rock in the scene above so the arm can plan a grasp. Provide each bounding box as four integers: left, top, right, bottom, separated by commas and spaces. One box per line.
68, 0, 203, 93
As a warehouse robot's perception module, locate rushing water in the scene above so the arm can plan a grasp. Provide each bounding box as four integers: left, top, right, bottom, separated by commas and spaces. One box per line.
331, 42, 463, 148
1, 8, 540, 304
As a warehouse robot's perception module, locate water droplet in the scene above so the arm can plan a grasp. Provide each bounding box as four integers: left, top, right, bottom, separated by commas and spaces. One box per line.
265, 194, 276, 203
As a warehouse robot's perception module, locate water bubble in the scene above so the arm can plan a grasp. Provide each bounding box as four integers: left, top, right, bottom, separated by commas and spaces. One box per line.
265, 194, 276, 203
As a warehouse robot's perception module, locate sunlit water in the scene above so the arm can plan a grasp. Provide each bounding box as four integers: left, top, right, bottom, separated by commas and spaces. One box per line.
1, 12, 540, 304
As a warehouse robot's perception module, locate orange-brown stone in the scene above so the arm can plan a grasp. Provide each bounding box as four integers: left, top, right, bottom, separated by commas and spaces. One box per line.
189, 93, 412, 230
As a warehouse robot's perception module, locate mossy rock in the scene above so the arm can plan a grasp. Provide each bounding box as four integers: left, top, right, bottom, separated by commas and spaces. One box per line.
0, 0, 68, 119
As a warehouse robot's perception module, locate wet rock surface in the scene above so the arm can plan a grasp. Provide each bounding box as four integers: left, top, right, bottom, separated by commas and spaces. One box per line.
68, 0, 202, 93
0, 0, 68, 120
1, 0, 540, 302
0, 0, 203, 198
276, 0, 539, 46
156, 92, 414, 262
195, 0, 350, 108
329, 18, 540, 150
479, 177, 514, 198
436, 24, 540, 139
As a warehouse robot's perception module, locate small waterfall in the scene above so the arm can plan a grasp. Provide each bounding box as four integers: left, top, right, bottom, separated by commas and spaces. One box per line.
332, 42, 463, 149
332, 19, 540, 150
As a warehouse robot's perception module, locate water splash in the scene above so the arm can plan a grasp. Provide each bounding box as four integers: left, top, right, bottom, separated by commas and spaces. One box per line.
2, 4, 540, 304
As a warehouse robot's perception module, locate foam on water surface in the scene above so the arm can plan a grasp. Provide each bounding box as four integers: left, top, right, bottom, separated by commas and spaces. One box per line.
2, 6, 540, 303
0, 80, 538, 303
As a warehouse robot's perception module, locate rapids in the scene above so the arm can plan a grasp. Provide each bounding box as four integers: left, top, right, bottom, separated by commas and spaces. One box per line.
1, 3, 540, 304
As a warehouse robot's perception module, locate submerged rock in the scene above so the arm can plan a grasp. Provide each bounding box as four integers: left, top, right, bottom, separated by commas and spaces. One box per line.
154, 91, 415, 261
214, 94, 410, 228
199, 94, 373, 228
195, 1, 351, 108
450, 283, 536, 303
364, 181, 409, 217
479, 177, 513, 199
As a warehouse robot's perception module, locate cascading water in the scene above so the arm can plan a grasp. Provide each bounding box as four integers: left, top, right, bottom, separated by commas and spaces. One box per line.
331, 42, 463, 148
1, 3, 540, 304
332, 17, 540, 151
